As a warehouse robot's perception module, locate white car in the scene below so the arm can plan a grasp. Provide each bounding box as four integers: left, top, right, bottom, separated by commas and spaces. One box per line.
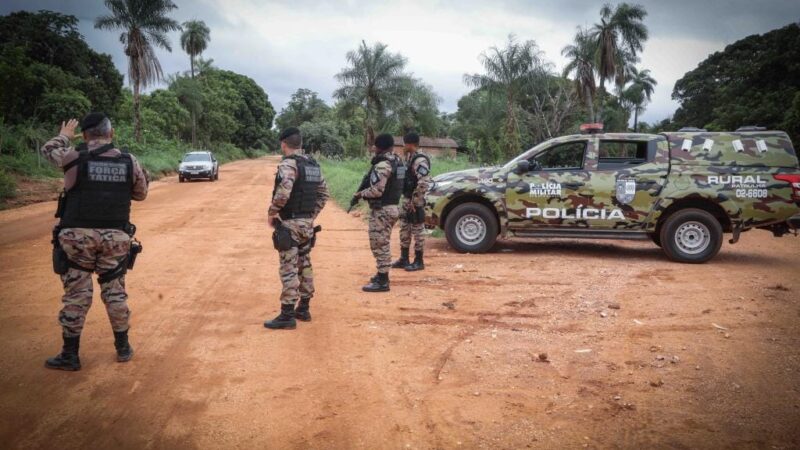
178, 151, 219, 182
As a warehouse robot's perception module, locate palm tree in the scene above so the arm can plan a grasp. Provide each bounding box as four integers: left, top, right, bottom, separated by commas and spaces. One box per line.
590, 2, 648, 120
562, 28, 598, 122
464, 35, 547, 159
95, 0, 180, 143
334, 40, 408, 151
180, 20, 209, 147
623, 67, 656, 131
180, 20, 210, 79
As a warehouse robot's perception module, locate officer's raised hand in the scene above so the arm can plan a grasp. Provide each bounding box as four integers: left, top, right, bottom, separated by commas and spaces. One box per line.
60, 119, 79, 140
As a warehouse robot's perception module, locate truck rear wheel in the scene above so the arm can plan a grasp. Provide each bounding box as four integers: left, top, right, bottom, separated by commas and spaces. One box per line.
444, 203, 498, 253
659, 208, 723, 263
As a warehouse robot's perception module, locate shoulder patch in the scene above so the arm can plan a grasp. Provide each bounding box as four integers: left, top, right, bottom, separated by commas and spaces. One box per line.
370, 170, 380, 185
417, 165, 429, 176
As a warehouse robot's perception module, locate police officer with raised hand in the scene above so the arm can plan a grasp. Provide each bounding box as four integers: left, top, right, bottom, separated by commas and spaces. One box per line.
41, 113, 148, 371
265, 127, 329, 330
355, 133, 405, 292
392, 131, 431, 271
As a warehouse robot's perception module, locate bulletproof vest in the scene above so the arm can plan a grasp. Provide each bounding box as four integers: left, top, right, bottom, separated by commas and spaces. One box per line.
274, 155, 322, 219
59, 143, 134, 230
370, 153, 405, 207
403, 153, 430, 198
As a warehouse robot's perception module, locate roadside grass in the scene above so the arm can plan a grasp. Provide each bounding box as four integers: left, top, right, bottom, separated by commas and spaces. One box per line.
318, 153, 476, 215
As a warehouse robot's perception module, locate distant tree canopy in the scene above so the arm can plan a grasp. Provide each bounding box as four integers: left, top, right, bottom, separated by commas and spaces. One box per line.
0, 10, 123, 124
672, 23, 800, 144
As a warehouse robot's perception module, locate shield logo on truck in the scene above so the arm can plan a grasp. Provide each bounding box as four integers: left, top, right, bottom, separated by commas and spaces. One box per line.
615, 178, 637, 204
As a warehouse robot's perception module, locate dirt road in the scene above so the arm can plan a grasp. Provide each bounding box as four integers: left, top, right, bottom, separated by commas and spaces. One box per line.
1, 156, 799, 449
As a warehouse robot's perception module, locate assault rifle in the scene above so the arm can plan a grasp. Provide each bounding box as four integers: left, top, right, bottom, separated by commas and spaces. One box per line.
347, 172, 372, 213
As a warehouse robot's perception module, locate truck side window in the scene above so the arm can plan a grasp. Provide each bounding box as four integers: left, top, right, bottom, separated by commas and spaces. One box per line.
598, 141, 648, 169
532, 142, 586, 170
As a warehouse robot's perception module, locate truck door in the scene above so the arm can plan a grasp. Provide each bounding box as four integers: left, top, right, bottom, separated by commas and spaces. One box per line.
505, 138, 594, 229
579, 138, 669, 229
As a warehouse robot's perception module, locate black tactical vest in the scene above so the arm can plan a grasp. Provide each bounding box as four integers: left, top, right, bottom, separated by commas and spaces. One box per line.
59, 143, 134, 230
274, 155, 322, 219
403, 153, 430, 198
370, 153, 405, 207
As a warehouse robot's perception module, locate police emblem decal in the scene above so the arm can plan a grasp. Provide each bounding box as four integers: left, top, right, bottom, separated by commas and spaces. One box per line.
615, 178, 636, 204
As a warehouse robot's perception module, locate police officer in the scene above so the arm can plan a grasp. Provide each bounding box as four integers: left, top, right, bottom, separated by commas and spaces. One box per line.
355, 133, 405, 292
40, 113, 148, 371
265, 127, 329, 329
392, 131, 431, 271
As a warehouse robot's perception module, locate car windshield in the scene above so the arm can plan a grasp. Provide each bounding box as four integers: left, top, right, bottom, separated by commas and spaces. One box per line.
502, 140, 552, 169
183, 154, 211, 162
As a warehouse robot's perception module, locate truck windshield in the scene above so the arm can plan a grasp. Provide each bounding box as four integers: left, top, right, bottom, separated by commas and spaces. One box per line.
183, 154, 211, 162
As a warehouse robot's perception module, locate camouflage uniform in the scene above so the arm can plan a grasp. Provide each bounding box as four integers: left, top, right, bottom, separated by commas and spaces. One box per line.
41, 135, 148, 338
358, 152, 402, 274
269, 155, 329, 306
399, 152, 432, 252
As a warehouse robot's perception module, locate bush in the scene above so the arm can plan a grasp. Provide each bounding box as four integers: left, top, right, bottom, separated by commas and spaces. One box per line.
0, 168, 15, 200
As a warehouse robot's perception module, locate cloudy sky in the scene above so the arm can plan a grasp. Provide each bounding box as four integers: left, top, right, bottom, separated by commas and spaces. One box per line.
2, 0, 799, 125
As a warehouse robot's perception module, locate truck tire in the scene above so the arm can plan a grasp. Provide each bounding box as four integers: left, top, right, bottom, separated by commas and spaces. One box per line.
179, 175, 184, 183
659, 208, 723, 263
444, 203, 498, 253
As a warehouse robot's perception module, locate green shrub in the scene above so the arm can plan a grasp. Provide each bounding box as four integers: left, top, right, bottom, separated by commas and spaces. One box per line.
0, 168, 15, 200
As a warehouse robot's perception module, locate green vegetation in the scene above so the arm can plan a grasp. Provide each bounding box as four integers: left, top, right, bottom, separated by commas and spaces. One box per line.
317, 155, 476, 210
666, 23, 800, 147
0, 8, 273, 203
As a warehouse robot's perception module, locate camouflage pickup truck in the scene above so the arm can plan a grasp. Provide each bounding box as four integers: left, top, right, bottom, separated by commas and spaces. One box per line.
424, 127, 800, 263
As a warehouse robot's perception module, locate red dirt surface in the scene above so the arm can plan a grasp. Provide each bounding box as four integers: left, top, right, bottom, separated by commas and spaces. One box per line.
1, 156, 798, 449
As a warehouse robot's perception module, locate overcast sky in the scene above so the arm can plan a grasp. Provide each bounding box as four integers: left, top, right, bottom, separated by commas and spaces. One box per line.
3, 0, 799, 125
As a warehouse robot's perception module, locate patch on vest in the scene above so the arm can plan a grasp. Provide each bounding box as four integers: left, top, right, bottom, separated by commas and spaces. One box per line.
396, 165, 407, 179
304, 165, 322, 182
87, 161, 128, 182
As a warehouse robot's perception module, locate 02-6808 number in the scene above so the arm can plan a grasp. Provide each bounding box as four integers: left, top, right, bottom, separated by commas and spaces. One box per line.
735, 188, 767, 199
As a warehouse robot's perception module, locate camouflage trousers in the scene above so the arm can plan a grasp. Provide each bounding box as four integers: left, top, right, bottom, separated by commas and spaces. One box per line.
57, 228, 131, 338
277, 218, 316, 306
368, 205, 400, 274
399, 199, 425, 252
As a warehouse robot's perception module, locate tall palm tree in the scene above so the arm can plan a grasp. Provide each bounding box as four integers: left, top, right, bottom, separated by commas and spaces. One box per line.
180, 20, 209, 147
464, 35, 546, 159
562, 28, 598, 122
180, 20, 210, 79
624, 67, 656, 131
95, 0, 180, 143
334, 40, 408, 151
590, 2, 648, 120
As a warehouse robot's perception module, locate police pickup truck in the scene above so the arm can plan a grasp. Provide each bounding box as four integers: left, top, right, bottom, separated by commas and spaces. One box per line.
424, 125, 800, 263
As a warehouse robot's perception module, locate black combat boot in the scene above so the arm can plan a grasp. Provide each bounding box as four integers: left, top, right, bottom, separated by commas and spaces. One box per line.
362, 272, 390, 292
45, 334, 81, 371
264, 304, 297, 329
114, 329, 134, 362
405, 250, 425, 271
391, 247, 410, 269
295, 297, 312, 322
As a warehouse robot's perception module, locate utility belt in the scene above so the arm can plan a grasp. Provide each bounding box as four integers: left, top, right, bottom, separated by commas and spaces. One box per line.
279, 211, 314, 220
52, 223, 143, 283
272, 223, 322, 253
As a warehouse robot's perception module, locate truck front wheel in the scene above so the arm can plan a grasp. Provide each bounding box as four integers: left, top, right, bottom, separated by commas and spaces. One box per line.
444, 203, 498, 253
659, 208, 723, 263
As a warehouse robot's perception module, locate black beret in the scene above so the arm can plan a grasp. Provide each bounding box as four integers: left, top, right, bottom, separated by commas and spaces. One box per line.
80, 112, 108, 131
279, 127, 300, 141
403, 131, 420, 145
374, 133, 394, 151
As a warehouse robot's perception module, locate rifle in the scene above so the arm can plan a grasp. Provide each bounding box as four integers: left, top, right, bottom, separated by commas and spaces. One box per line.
347, 172, 372, 213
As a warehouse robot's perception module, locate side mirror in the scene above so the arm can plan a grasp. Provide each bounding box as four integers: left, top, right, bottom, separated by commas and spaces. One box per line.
514, 160, 530, 175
